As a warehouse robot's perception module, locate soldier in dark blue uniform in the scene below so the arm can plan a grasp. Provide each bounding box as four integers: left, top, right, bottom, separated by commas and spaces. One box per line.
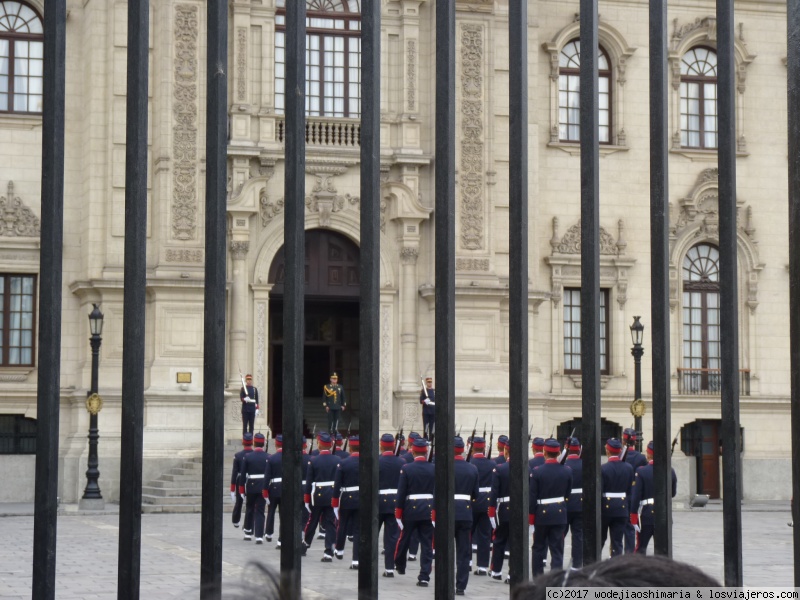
469, 436, 494, 577
493, 435, 508, 465
239, 374, 259, 436
394, 437, 435, 587
564, 437, 584, 567
403, 431, 423, 558
230, 433, 253, 529
528, 437, 546, 473
489, 440, 511, 581
302, 432, 341, 560
332, 435, 361, 568
301, 439, 312, 531
453, 436, 480, 595
238, 432, 270, 543
529, 438, 572, 575
630, 441, 677, 554
622, 428, 648, 553
262, 434, 283, 546
420, 377, 436, 439
378, 433, 406, 577
601, 438, 634, 557
404, 431, 422, 463
334, 432, 351, 459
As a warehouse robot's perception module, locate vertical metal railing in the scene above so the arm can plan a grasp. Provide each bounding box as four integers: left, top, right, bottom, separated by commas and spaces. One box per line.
789, 0, 800, 585
579, 0, 602, 566
280, 0, 306, 596
357, 0, 380, 595
649, 0, 673, 557
31, 0, 66, 598
117, 0, 149, 597
716, 0, 744, 586
434, 0, 456, 597
200, 0, 228, 597
508, 0, 530, 586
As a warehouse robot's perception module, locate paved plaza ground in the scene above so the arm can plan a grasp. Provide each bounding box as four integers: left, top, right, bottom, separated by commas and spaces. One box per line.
0, 501, 793, 599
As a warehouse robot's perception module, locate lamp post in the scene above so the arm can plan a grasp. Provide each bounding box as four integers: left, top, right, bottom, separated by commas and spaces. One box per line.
630, 316, 645, 453
80, 303, 105, 510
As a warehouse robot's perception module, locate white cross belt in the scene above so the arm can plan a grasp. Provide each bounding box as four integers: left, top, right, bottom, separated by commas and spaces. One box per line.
478, 487, 491, 493
640, 498, 655, 506
454, 494, 471, 501
341, 486, 359, 492
379, 489, 398, 495
537, 497, 565, 505
270, 477, 282, 484
570, 488, 583, 494
408, 494, 433, 500
604, 492, 626, 498
246, 474, 264, 479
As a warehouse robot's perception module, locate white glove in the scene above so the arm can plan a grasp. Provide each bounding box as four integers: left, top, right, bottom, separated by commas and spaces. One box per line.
489, 516, 496, 530
241, 493, 246, 500
243, 395, 251, 402
305, 503, 311, 513
424, 399, 431, 405
529, 524, 535, 536
432, 519, 436, 528
633, 523, 641, 533
396, 518, 404, 531
230, 491, 236, 504
265, 497, 270, 507
256, 409, 260, 417
334, 507, 340, 520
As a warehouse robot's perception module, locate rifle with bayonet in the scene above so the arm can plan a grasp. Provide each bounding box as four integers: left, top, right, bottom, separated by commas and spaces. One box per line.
487, 424, 494, 459
342, 418, 353, 453
310, 424, 317, 454
394, 418, 406, 456
265, 425, 271, 454
670, 433, 679, 456
427, 424, 436, 462
527, 424, 534, 444
237, 362, 255, 405
620, 423, 633, 461
559, 427, 576, 465
465, 418, 479, 461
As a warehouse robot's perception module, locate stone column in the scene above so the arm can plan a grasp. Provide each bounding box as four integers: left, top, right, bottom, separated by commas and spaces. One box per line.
399, 245, 420, 390
229, 240, 250, 387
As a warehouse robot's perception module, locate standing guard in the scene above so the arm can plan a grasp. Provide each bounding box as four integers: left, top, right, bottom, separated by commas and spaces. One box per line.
322, 372, 346, 434
332, 435, 361, 569
238, 432, 269, 543
622, 428, 648, 553
564, 437, 584, 567
420, 377, 436, 439
630, 441, 677, 554
394, 437, 435, 587
230, 432, 253, 528
453, 436, 480, 596
239, 374, 259, 436
468, 436, 494, 577
600, 438, 634, 557
529, 438, 572, 576
488, 439, 511, 582
493, 435, 509, 465
302, 432, 342, 560
528, 437, 545, 473
262, 434, 284, 547
379, 433, 406, 577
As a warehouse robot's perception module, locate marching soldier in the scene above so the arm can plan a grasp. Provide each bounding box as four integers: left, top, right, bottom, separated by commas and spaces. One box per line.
564, 437, 584, 567
262, 434, 284, 547
302, 432, 341, 560
230, 432, 253, 529
378, 432, 406, 577
301, 438, 312, 529
420, 377, 436, 439
403, 430, 423, 558
238, 432, 270, 543
630, 441, 677, 554
394, 437, 435, 587
454, 436, 480, 596
322, 372, 346, 434
334, 432, 350, 459
528, 437, 545, 473
622, 428, 648, 553
493, 435, 509, 465
239, 374, 259, 436
488, 439, 511, 582
332, 435, 361, 568
601, 438, 634, 557
404, 431, 422, 463
469, 436, 495, 577
529, 438, 572, 576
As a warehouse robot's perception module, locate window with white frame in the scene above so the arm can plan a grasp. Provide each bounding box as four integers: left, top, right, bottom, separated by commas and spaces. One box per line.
0, 1, 43, 114
681, 244, 720, 393
558, 40, 611, 143
563, 288, 609, 374
274, 0, 361, 118
0, 274, 36, 366
680, 47, 718, 149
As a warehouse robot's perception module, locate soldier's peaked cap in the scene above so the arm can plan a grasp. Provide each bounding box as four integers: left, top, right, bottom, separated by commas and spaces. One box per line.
335, 432, 343, 441
647, 441, 654, 452
254, 433, 266, 444
497, 435, 509, 445
318, 432, 333, 445
568, 437, 581, 449
275, 434, 283, 444
472, 436, 486, 446
330, 372, 338, 378
532, 437, 545, 448
348, 435, 359, 445
242, 432, 254, 445
409, 431, 422, 440
380, 433, 395, 445
412, 438, 428, 449
454, 436, 465, 448
605, 437, 622, 452
623, 428, 637, 439
544, 438, 560, 451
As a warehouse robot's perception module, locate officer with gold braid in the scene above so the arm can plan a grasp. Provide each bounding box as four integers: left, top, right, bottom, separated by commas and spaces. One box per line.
322, 372, 347, 434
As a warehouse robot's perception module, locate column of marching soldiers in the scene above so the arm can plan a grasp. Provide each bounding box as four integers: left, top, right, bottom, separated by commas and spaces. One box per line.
230, 427, 676, 596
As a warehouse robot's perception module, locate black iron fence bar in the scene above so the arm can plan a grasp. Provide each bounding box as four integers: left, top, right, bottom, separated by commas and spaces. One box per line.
199, 0, 228, 597
676, 368, 751, 396
434, 0, 456, 597
508, 0, 530, 585
789, 0, 800, 583
649, 0, 672, 558
280, 0, 306, 595
579, 0, 602, 566
117, 0, 149, 598
32, 0, 66, 597
357, 0, 380, 595
716, 0, 744, 586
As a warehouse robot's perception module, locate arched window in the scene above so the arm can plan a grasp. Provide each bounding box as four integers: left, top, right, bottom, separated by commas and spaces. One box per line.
558, 40, 611, 143
275, 0, 361, 118
681, 243, 720, 393
0, 1, 43, 114
680, 47, 717, 149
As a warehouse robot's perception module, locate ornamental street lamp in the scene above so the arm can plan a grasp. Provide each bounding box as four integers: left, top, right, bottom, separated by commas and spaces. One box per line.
79, 303, 105, 510
629, 316, 645, 453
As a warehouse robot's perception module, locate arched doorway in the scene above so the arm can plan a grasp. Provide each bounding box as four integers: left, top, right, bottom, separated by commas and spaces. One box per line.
267, 229, 360, 436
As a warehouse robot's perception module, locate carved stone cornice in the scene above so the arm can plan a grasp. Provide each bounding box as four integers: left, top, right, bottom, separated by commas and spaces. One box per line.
0, 181, 40, 237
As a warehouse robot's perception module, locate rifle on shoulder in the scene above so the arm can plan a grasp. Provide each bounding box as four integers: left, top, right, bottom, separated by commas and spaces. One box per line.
342, 418, 353, 453
394, 418, 406, 456
487, 424, 494, 459
466, 418, 479, 461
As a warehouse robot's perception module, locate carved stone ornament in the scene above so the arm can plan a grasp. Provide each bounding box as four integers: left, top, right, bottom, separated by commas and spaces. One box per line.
407, 39, 417, 111
400, 246, 419, 265
0, 181, 40, 237
460, 24, 485, 250
85, 393, 104, 415
166, 248, 203, 262
173, 5, 199, 241
260, 191, 285, 226
553, 219, 619, 256
236, 27, 247, 102
380, 305, 391, 423
230, 241, 249, 260
456, 258, 490, 271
